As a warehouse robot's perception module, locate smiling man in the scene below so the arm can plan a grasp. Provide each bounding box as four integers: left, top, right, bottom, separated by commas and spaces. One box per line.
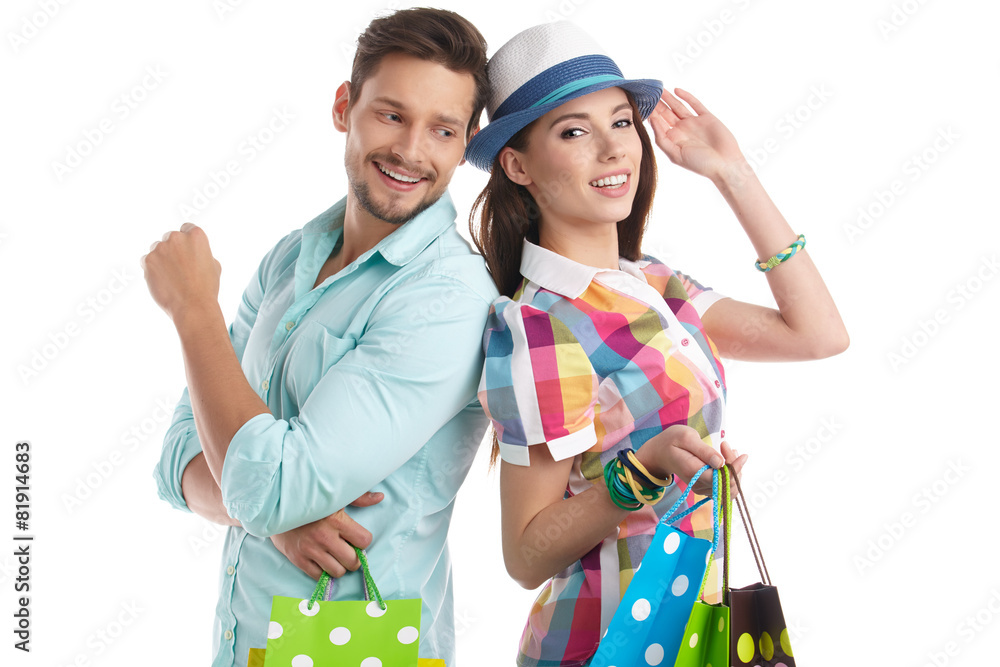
143, 9, 496, 666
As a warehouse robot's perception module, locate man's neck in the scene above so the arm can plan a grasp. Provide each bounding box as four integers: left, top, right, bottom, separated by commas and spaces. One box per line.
331, 195, 406, 272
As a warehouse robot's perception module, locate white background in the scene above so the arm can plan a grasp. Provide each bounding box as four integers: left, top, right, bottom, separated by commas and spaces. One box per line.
2, 0, 998, 665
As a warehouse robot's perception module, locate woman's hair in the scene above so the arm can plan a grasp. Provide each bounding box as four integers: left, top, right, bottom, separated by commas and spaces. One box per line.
470, 91, 658, 464
349, 8, 489, 139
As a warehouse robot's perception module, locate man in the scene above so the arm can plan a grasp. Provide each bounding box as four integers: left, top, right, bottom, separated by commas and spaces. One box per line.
142, 9, 495, 666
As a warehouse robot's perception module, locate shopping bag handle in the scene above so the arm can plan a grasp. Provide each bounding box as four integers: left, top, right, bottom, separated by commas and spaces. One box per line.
306, 546, 386, 612
731, 464, 772, 586
660, 464, 723, 558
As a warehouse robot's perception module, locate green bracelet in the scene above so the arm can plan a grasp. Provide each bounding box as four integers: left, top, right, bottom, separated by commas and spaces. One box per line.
755, 234, 806, 272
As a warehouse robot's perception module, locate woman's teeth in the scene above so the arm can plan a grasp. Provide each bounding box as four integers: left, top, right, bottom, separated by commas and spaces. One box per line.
590, 174, 627, 188
378, 163, 421, 183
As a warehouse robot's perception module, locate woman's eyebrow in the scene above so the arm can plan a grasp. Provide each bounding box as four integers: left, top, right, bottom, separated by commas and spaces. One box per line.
548, 102, 632, 129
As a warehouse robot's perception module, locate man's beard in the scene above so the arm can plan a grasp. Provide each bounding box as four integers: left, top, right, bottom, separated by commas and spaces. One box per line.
347, 154, 440, 226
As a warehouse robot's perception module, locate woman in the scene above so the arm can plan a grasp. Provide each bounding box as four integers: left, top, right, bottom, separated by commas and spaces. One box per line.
466, 22, 848, 666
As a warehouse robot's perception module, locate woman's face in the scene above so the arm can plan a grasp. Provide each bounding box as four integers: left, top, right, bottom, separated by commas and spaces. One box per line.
501, 86, 643, 234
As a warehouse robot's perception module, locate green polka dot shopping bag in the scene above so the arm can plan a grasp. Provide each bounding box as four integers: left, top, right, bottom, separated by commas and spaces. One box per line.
674, 465, 730, 667
591, 464, 725, 667
249, 546, 443, 667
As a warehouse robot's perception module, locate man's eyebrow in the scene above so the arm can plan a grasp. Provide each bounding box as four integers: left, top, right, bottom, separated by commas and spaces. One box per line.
371, 96, 464, 129
548, 102, 632, 129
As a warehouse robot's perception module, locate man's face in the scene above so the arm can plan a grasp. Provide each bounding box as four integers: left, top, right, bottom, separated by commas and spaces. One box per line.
338, 52, 477, 225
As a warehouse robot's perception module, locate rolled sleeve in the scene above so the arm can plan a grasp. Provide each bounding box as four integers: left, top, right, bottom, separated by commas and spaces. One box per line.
152, 241, 272, 513
219, 273, 492, 537
479, 299, 599, 467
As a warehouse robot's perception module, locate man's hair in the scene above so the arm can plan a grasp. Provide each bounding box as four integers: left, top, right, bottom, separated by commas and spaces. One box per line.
350, 7, 489, 138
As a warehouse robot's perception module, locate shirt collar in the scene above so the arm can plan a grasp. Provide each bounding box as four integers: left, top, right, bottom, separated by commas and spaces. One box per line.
519, 239, 649, 299
302, 191, 458, 266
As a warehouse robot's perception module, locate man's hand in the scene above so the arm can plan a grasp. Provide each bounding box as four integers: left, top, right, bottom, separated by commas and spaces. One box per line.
140, 222, 222, 324
270, 492, 384, 580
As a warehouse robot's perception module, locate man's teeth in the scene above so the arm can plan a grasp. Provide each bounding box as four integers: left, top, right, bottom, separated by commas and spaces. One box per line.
378, 163, 421, 183
590, 174, 628, 188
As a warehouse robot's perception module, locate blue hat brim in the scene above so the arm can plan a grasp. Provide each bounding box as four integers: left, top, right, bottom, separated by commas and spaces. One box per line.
465, 77, 663, 172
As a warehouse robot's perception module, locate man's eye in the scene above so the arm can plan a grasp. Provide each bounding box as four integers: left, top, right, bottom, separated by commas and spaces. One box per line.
436, 128, 455, 138
383, 112, 401, 122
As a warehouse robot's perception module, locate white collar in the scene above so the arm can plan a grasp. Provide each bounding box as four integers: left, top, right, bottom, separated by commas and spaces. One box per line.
519, 239, 648, 299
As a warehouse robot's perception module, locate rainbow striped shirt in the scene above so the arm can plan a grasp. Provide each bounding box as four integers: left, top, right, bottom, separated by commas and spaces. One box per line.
479, 240, 729, 666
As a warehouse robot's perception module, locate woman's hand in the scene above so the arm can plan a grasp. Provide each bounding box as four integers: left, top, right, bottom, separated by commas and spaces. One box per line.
636, 425, 747, 496
648, 88, 746, 182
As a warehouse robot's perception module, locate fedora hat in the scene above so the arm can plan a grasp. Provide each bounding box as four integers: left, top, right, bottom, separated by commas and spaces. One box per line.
464, 21, 663, 172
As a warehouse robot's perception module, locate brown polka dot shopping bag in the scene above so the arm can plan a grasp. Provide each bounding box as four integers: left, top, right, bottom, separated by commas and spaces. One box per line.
724, 470, 796, 667
249, 546, 440, 667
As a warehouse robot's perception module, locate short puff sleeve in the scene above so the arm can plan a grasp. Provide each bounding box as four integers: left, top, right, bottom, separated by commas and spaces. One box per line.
478, 298, 599, 466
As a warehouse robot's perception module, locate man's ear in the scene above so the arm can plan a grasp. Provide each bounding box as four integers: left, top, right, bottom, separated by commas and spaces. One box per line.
498, 146, 532, 187
332, 81, 351, 133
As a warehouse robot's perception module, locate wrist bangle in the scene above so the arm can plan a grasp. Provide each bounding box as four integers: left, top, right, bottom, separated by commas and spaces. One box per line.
619, 449, 672, 488
755, 234, 806, 272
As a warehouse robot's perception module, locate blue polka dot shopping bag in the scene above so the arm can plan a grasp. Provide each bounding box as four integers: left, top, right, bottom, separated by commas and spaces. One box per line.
249, 546, 438, 667
591, 464, 724, 667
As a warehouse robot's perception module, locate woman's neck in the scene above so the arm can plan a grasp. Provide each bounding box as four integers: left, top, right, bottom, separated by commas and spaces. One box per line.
537, 220, 621, 270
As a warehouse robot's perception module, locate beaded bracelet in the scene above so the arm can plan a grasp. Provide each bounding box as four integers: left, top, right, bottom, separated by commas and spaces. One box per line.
755, 234, 806, 272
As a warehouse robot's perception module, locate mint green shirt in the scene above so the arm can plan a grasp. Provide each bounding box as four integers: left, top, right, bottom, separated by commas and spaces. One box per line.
153, 193, 498, 666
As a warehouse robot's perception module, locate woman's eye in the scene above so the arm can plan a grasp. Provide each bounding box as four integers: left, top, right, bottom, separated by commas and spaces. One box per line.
614, 119, 633, 129
561, 127, 585, 138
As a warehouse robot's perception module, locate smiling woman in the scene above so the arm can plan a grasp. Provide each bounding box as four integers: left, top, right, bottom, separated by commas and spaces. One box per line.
466, 20, 847, 667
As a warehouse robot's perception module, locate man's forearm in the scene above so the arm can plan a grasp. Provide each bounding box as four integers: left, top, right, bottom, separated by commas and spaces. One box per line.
175, 303, 271, 486
181, 453, 241, 527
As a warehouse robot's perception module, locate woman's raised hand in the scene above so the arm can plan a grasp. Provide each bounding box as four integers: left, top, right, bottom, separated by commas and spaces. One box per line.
648, 88, 746, 182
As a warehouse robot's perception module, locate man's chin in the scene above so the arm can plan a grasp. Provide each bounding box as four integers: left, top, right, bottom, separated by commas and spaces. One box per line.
352, 182, 441, 226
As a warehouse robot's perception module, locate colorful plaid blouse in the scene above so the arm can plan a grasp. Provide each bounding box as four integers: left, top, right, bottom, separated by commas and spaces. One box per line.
479, 240, 729, 667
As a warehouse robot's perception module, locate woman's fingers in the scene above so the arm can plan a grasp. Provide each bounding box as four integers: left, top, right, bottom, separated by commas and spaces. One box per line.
660, 88, 694, 119
673, 88, 711, 116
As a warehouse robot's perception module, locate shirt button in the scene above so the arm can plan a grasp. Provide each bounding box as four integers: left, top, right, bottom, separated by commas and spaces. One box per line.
261, 379, 269, 391
227, 565, 235, 575
715, 380, 721, 388
224, 630, 234, 641
285, 320, 295, 331
681, 338, 690, 346
721, 429, 726, 438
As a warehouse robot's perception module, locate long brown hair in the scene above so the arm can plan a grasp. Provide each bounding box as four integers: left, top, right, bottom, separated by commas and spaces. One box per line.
470, 91, 658, 464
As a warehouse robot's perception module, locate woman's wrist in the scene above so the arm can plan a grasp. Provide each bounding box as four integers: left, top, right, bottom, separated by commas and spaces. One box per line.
633, 440, 671, 484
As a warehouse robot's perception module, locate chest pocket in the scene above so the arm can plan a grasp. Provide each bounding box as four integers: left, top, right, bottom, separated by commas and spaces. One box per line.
282, 320, 359, 409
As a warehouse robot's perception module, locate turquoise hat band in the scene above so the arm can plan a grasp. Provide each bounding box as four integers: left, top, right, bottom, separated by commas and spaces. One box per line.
531, 74, 623, 108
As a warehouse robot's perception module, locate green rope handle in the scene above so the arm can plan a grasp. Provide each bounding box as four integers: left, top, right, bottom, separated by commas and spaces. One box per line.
697, 464, 729, 600
306, 546, 386, 611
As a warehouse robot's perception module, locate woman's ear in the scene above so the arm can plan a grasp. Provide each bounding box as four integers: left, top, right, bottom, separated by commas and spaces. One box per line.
332, 81, 351, 133
499, 147, 532, 187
